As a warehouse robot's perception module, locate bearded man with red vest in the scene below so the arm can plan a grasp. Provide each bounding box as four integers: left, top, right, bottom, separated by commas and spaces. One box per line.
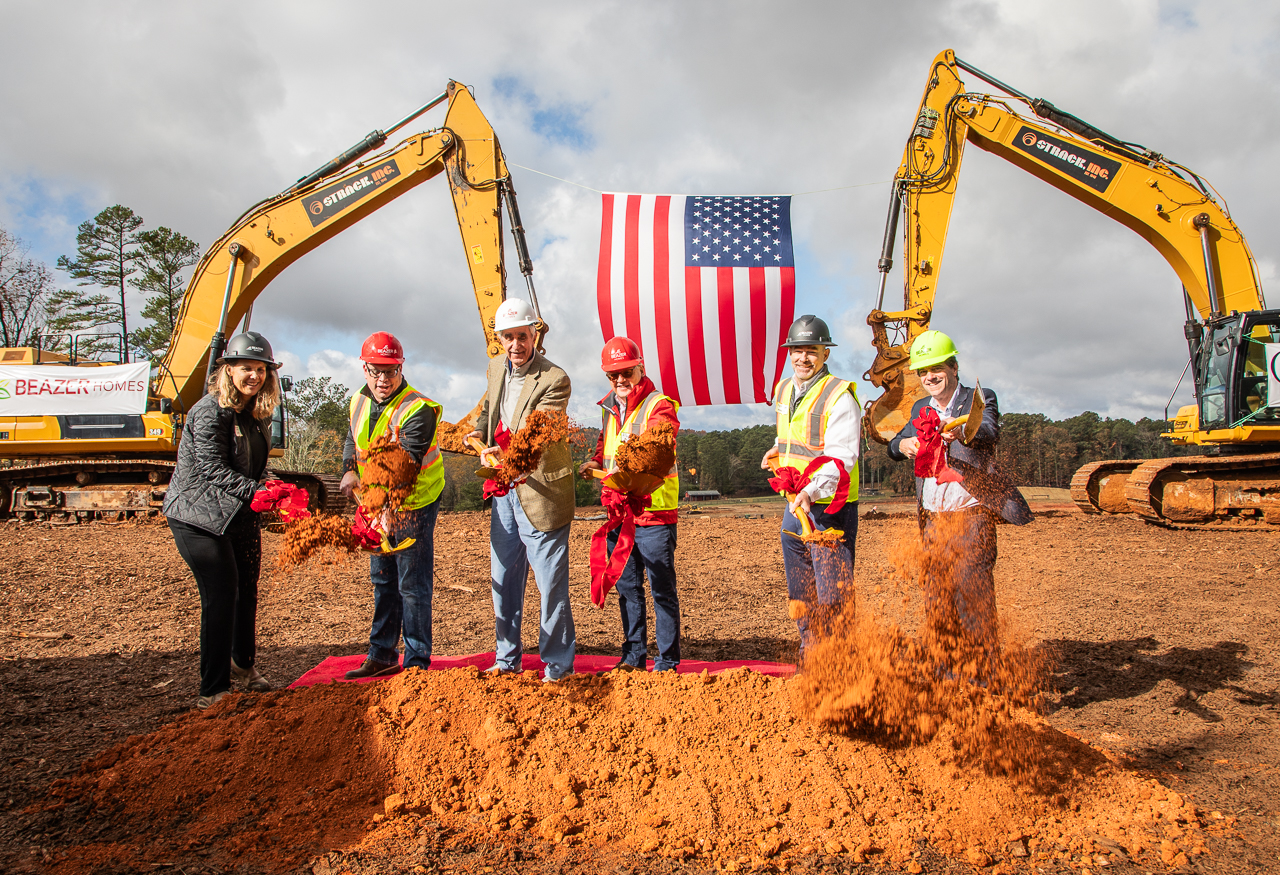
760, 315, 860, 653
339, 332, 444, 679
580, 337, 682, 672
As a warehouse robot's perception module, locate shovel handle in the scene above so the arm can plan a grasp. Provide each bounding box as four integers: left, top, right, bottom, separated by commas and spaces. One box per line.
467, 436, 501, 467
767, 459, 815, 537
942, 413, 969, 432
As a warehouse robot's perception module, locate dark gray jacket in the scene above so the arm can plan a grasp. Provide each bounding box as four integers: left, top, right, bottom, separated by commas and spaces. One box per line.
887, 383, 1033, 525
162, 392, 269, 535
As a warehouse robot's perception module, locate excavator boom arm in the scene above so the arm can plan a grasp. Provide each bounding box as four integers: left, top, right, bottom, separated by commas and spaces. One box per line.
865, 49, 1267, 442
158, 81, 512, 413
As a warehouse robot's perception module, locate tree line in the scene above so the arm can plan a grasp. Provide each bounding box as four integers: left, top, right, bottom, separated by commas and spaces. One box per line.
280, 376, 1199, 508
0, 206, 200, 362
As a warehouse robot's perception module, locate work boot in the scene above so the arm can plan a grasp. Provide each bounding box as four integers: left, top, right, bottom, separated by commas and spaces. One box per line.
231, 658, 272, 692
195, 690, 230, 710
344, 658, 401, 680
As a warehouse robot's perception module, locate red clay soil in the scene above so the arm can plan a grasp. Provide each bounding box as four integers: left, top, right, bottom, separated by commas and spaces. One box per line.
42, 661, 1207, 875
0, 500, 1275, 874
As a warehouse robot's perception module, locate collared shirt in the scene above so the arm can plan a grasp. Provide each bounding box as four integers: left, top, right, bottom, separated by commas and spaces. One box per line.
920, 386, 979, 512
774, 366, 860, 503
499, 357, 534, 427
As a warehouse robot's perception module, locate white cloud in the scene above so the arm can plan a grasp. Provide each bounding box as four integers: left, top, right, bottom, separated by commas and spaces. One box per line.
1, 0, 1276, 431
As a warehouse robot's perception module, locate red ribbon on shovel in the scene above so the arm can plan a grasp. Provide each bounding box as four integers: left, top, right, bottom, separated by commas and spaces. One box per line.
589, 486, 652, 607
912, 407, 964, 484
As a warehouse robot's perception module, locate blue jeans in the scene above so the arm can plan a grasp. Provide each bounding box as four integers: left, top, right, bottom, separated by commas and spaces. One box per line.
607, 523, 680, 671
781, 500, 858, 651
368, 499, 440, 669
490, 491, 576, 679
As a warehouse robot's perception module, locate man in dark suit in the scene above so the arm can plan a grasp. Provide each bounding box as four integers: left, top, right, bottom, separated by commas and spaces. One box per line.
887, 330, 1031, 664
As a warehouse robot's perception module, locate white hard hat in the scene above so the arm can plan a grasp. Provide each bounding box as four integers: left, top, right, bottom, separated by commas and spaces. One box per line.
493, 298, 539, 333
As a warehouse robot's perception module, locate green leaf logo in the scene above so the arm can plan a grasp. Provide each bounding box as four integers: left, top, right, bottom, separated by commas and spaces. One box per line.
0, 380, 10, 401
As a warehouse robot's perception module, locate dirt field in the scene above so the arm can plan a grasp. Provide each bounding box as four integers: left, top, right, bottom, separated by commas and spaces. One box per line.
1, 497, 1277, 874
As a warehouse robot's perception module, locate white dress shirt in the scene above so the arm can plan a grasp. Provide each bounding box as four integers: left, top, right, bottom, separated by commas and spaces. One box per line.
919, 386, 979, 512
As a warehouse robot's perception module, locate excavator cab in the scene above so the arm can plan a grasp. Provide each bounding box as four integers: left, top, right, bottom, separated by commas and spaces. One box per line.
1190, 311, 1280, 438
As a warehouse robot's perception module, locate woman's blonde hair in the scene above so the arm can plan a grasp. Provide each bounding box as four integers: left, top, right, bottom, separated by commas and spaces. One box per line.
210, 362, 281, 421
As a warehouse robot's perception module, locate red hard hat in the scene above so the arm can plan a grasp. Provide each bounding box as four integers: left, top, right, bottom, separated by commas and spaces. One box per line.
360, 331, 405, 365
601, 336, 642, 372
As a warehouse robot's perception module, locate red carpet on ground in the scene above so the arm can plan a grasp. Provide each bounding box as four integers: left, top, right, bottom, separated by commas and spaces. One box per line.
290, 653, 795, 689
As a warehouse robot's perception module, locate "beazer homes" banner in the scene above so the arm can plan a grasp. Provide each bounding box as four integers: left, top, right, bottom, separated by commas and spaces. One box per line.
0, 362, 150, 415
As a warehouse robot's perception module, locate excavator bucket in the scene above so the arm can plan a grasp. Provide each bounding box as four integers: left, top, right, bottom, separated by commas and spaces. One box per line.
863, 368, 928, 443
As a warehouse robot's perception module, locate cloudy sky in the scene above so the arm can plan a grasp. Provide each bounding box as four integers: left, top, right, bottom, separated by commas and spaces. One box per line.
1, 0, 1276, 431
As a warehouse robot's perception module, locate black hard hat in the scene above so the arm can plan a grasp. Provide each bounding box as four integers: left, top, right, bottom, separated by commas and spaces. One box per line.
218, 331, 279, 368
781, 315, 836, 348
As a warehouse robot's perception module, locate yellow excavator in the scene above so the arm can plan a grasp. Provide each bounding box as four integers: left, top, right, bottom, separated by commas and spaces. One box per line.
864, 49, 1280, 527
0, 81, 538, 520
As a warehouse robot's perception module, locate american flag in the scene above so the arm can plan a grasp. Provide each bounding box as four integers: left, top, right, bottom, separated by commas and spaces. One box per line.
596, 194, 796, 406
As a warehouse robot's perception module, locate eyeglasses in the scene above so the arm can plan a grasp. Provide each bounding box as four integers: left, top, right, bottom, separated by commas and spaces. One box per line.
364, 364, 401, 379
606, 367, 638, 383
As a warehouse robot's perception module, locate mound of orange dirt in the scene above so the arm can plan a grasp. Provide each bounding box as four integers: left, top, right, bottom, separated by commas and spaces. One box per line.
44, 665, 1206, 874
615, 420, 676, 477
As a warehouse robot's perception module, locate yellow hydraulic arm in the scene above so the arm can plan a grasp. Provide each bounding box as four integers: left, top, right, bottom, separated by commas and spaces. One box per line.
158, 80, 532, 414
864, 49, 1268, 442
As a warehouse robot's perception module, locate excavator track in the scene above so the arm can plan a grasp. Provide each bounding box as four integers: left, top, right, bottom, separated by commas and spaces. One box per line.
270, 470, 351, 515
1123, 452, 1280, 529
0, 460, 350, 522
0, 458, 176, 523
1069, 460, 1143, 514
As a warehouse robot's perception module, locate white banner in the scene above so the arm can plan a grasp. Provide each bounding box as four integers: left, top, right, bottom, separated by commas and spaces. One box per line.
0, 362, 150, 415
1268, 344, 1280, 410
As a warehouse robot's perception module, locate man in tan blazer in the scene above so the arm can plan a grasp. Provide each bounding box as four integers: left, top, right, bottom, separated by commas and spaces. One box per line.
467, 299, 576, 681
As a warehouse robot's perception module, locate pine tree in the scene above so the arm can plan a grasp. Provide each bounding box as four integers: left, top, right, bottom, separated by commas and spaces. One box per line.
129, 227, 201, 361
55, 205, 144, 361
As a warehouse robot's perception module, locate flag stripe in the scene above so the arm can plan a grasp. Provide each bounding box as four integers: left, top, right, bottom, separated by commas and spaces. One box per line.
716, 267, 739, 405
597, 193, 615, 340
623, 196, 642, 344
684, 267, 712, 405
651, 196, 680, 403
774, 267, 796, 392
666, 196, 693, 405
749, 269, 767, 403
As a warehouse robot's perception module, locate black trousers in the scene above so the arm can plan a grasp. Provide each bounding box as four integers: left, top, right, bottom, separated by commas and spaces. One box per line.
169, 511, 261, 697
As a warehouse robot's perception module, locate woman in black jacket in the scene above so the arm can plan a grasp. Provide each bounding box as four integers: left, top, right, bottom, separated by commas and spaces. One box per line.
163, 331, 282, 709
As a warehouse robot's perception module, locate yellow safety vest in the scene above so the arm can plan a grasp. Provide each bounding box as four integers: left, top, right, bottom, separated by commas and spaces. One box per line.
774, 373, 859, 505
349, 384, 444, 510
603, 392, 680, 513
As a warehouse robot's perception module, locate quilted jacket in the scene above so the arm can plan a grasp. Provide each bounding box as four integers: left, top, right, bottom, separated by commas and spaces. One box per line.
162, 392, 269, 535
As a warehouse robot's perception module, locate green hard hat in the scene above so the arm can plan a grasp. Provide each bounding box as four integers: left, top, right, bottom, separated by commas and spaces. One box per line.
908, 330, 958, 370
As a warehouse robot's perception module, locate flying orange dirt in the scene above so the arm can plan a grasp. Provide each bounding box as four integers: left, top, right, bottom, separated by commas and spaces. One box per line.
0, 500, 1275, 874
